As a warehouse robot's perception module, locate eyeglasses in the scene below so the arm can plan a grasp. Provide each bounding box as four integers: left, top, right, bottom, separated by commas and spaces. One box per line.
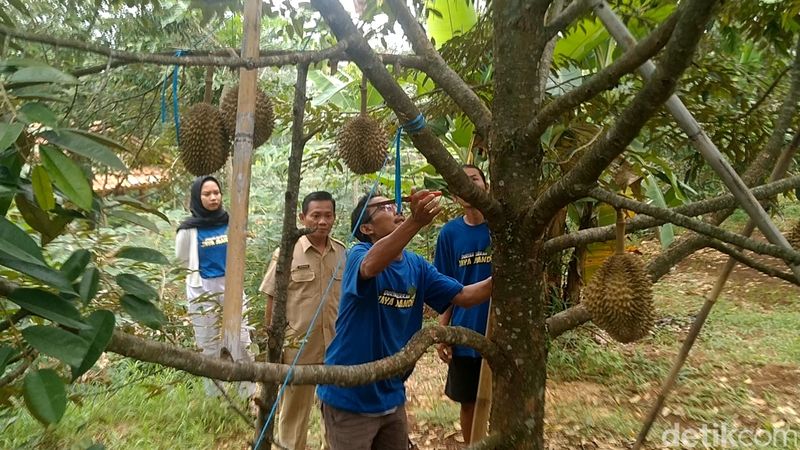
364, 200, 400, 223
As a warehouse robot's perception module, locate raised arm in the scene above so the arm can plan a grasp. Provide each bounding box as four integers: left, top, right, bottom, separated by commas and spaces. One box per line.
359, 190, 442, 278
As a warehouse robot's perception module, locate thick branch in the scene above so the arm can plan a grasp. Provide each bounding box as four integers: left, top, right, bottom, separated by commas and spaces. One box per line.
546, 304, 592, 339
587, 188, 800, 264
545, 0, 592, 39
386, 0, 492, 138
530, 0, 719, 227
267, 64, 310, 360
0, 357, 30, 387
544, 175, 800, 253
527, 12, 678, 141
108, 326, 504, 385
310, 0, 502, 218
0, 309, 28, 333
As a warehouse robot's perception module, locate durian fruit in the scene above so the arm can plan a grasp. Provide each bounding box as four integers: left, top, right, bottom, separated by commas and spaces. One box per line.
336, 78, 389, 174
219, 84, 275, 148
786, 220, 800, 249
336, 114, 389, 174
583, 208, 655, 343
178, 103, 230, 176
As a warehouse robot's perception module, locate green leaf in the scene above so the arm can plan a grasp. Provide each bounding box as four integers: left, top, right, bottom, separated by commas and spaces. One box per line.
425, 0, 477, 49
39, 145, 93, 211
644, 175, 675, 249
8, 288, 88, 329
78, 266, 100, 305
8, 85, 69, 103
7, 66, 78, 86
121, 294, 165, 330
0, 345, 18, 376
23, 369, 67, 426
116, 273, 158, 301
18, 103, 59, 128
22, 325, 90, 367
71, 310, 115, 381
7, 0, 31, 17
113, 196, 170, 223
63, 129, 132, 155
0, 251, 74, 291
31, 165, 55, 211
115, 246, 169, 265
60, 249, 91, 282
15, 194, 71, 245
40, 130, 127, 171
107, 209, 159, 233
0, 123, 24, 151
0, 215, 44, 262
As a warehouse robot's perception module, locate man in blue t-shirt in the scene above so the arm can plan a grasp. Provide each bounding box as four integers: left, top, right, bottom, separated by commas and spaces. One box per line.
434, 164, 491, 444
317, 190, 492, 450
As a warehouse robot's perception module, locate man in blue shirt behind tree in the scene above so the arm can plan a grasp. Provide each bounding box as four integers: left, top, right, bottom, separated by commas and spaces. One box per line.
434, 164, 491, 444
317, 189, 492, 450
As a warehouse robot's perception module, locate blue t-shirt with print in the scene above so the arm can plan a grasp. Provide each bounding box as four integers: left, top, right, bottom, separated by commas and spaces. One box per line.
317, 242, 463, 414
197, 224, 228, 279
434, 217, 491, 358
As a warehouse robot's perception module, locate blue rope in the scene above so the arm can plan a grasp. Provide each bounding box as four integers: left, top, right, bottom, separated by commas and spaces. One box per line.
252, 154, 392, 450
253, 113, 425, 450
161, 50, 186, 143
393, 114, 426, 215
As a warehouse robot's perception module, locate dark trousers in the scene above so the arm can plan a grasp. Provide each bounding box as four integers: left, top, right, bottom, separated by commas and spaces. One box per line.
321, 402, 408, 450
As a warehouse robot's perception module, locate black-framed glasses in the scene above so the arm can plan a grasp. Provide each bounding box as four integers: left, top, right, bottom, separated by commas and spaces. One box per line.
363, 200, 400, 223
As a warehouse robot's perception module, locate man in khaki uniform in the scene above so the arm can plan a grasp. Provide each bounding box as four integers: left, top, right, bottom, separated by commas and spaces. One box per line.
261, 191, 345, 450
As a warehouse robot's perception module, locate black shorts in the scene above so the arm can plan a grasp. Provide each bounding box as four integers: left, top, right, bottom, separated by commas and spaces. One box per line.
444, 356, 482, 403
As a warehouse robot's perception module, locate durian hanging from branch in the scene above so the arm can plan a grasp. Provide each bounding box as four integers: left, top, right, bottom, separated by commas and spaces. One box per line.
219, 83, 276, 148
178, 102, 230, 176
336, 76, 389, 174
583, 208, 655, 343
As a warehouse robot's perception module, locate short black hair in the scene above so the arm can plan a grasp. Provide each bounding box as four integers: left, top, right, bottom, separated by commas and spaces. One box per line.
302, 191, 335, 214
462, 164, 487, 185
351, 194, 375, 243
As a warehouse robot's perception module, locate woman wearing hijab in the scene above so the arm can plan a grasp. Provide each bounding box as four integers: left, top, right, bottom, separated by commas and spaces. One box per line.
175, 176, 254, 397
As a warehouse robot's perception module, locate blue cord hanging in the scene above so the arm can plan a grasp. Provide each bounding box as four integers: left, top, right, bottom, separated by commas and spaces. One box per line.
160, 50, 186, 143
252, 113, 426, 450
393, 114, 426, 214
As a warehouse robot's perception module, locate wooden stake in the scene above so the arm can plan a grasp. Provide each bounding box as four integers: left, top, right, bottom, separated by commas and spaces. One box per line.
470, 300, 494, 442
221, 0, 261, 370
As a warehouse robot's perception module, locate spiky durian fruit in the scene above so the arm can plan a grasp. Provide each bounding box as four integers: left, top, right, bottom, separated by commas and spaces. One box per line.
786, 221, 800, 249
583, 253, 655, 343
178, 103, 230, 176
219, 85, 275, 148
336, 114, 389, 174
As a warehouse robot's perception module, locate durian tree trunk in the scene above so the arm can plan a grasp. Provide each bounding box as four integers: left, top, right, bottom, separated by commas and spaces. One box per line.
484, 1, 551, 447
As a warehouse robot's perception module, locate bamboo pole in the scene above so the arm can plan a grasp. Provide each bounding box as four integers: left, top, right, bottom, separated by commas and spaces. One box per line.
632, 135, 800, 449
592, 0, 800, 282
470, 300, 494, 442
221, 0, 261, 368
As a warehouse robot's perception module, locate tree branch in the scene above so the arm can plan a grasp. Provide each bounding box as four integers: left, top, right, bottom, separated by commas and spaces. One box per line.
0, 24, 353, 69
107, 325, 505, 386
703, 240, 800, 286
544, 0, 592, 39
544, 175, 800, 253
587, 188, 800, 264
527, 11, 678, 142
310, 0, 502, 218
0, 357, 31, 388
529, 0, 719, 228
386, 0, 492, 138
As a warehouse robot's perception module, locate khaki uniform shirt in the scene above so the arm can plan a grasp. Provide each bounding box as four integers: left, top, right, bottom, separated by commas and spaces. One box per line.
260, 235, 345, 365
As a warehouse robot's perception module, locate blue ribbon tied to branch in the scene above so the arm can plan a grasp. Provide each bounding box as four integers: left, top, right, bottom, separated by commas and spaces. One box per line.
161, 50, 187, 143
